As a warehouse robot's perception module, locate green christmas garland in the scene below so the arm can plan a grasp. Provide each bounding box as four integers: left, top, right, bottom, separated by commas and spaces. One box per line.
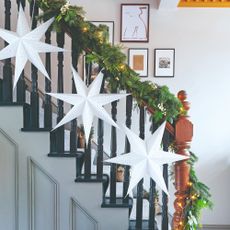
183, 152, 213, 230
32, 0, 213, 228
35, 0, 182, 123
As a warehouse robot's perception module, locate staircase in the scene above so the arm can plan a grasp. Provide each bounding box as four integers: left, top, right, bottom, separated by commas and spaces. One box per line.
0, 1, 193, 230
0, 104, 131, 230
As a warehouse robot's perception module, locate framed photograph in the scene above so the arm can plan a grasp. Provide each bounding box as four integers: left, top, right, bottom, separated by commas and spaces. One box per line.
154, 49, 175, 77
120, 4, 149, 42
128, 48, 148, 77
91, 21, 114, 44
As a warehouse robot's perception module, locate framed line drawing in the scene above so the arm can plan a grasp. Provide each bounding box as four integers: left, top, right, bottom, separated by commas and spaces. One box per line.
128, 48, 148, 77
154, 49, 175, 77
91, 21, 114, 44
120, 4, 149, 42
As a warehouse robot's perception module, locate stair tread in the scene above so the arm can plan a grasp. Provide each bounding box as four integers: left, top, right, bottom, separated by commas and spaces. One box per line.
101, 197, 133, 208
129, 220, 158, 230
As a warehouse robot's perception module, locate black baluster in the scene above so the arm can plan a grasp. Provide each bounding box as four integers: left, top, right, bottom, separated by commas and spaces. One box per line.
2, 0, 12, 103
70, 78, 77, 154
96, 75, 105, 179
162, 130, 170, 230
123, 94, 133, 203
149, 179, 156, 229
85, 60, 92, 86
84, 138, 92, 178
136, 106, 145, 229
16, 0, 25, 8
44, 31, 52, 129
148, 122, 158, 230
70, 34, 79, 155
97, 119, 104, 179
16, 1, 25, 104
30, 2, 39, 128
55, 32, 65, 153
110, 88, 118, 203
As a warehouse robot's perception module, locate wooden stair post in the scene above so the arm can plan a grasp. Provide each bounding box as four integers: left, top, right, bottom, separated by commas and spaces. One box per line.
173, 90, 193, 230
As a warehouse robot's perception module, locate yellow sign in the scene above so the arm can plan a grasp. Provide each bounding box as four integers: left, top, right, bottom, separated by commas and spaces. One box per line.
178, 0, 230, 8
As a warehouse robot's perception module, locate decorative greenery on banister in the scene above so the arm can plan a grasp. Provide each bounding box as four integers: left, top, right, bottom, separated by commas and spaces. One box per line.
184, 152, 213, 230
35, 0, 182, 123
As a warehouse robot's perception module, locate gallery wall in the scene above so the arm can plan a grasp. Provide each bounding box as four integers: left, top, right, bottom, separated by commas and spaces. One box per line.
72, 0, 230, 225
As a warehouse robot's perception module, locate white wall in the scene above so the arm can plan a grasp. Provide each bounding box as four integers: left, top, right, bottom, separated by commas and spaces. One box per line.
71, 0, 230, 225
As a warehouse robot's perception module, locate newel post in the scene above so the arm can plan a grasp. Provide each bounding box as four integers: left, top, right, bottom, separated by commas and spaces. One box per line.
173, 90, 193, 230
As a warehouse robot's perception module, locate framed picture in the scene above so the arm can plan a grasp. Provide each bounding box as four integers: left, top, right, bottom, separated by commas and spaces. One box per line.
128, 48, 148, 77
120, 4, 149, 42
154, 49, 175, 77
91, 21, 114, 44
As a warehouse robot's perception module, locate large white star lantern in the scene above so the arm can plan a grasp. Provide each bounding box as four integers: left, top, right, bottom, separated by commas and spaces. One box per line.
105, 122, 189, 196
48, 66, 128, 144
0, 5, 64, 88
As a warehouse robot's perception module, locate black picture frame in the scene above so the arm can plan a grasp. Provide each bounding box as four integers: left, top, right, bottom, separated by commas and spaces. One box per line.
120, 4, 149, 42
128, 48, 148, 77
154, 48, 175, 77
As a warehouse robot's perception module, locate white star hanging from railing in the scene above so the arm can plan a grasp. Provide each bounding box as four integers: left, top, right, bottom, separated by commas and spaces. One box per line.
105, 121, 189, 196
0, 5, 64, 88
48, 66, 128, 144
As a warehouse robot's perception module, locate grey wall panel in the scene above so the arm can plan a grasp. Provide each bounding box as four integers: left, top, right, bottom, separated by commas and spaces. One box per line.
0, 128, 18, 230
28, 158, 59, 230
70, 198, 98, 230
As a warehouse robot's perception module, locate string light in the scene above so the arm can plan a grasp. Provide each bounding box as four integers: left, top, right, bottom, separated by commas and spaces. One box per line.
180, 106, 185, 114
97, 31, 103, 38
188, 181, 193, 187
191, 195, 196, 200
82, 27, 88, 32
119, 64, 125, 70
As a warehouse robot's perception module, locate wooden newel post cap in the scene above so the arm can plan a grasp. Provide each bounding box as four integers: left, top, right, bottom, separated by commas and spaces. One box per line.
178, 90, 190, 113
177, 90, 187, 101
176, 90, 193, 144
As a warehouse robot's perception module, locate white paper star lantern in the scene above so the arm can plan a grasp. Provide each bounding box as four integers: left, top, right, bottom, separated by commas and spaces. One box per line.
105, 122, 189, 195
48, 66, 128, 144
0, 5, 64, 88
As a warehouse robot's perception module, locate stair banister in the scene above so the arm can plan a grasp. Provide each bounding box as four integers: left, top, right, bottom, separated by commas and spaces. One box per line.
173, 90, 193, 230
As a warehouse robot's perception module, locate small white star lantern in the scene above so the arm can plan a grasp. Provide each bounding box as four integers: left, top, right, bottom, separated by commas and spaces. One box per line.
48, 66, 128, 144
0, 5, 64, 88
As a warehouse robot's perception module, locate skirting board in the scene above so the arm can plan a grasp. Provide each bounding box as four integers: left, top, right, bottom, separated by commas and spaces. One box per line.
200, 225, 230, 230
